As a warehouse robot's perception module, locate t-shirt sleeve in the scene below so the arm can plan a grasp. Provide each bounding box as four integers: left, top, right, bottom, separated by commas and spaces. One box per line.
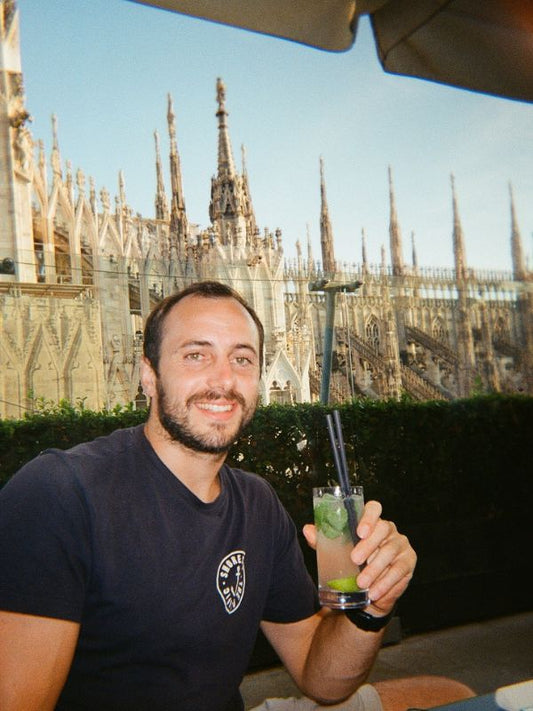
0, 452, 90, 621
260, 487, 320, 624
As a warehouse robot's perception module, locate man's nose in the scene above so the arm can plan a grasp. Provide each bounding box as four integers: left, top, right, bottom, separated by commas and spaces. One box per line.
206, 358, 235, 389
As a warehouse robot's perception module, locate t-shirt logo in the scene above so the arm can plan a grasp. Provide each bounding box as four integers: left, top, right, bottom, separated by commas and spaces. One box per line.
216, 550, 246, 614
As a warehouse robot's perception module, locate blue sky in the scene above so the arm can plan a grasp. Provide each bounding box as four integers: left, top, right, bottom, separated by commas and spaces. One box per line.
17, 0, 533, 272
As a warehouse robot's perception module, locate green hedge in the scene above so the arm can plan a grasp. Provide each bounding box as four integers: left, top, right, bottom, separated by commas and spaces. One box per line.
2, 395, 532, 633
228, 396, 533, 632
0, 403, 145, 486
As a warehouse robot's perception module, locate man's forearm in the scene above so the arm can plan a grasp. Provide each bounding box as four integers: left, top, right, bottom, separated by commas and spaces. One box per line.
300, 609, 385, 704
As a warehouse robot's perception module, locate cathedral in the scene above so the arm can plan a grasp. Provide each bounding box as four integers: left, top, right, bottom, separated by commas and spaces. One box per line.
1, 0, 531, 419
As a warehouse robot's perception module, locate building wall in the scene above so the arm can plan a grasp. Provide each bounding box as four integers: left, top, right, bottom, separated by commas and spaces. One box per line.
0, 0, 531, 418
0, 286, 105, 416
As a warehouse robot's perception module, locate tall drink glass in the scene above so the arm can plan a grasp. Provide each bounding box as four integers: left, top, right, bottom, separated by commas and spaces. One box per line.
313, 485, 369, 609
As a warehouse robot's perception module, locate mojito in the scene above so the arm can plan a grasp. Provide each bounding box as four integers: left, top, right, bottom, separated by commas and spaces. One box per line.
313, 486, 369, 609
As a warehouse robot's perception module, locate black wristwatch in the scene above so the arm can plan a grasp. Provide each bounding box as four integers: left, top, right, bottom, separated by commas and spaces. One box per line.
345, 607, 395, 632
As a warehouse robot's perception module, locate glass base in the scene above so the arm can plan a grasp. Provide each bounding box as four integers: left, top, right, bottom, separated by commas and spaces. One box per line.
319, 588, 369, 610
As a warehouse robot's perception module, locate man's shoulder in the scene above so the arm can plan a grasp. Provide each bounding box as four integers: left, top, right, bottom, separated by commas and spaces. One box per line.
7, 425, 145, 494
56, 424, 144, 461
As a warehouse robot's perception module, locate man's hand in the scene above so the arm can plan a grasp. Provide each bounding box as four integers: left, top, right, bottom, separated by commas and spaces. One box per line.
264, 503, 415, 703
303, 499, 416, 616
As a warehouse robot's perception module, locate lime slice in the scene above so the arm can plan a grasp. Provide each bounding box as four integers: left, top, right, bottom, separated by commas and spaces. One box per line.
327, 576, 360, 593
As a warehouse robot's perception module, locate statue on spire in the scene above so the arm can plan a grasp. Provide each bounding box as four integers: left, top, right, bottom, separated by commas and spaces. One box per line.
216, 77, 226, 111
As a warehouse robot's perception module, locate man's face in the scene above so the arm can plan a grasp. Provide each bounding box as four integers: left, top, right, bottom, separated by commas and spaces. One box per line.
143, 295, 261, 454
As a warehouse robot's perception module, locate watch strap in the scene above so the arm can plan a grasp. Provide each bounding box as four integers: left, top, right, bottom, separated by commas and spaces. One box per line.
345, 607, 395, 632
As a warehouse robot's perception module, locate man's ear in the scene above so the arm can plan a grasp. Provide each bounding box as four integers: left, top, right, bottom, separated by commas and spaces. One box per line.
140, 356, 157, 398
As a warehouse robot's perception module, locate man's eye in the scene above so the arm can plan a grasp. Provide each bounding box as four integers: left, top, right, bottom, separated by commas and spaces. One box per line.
185, 352, 202, 361
235, 356, 253, 366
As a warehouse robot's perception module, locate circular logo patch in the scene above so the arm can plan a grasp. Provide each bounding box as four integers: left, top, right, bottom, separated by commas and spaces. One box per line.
216, 550, 246, 614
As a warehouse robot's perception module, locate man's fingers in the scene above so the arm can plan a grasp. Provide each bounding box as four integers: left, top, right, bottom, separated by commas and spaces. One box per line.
356, 500, 382, 539
302, 523, 317, 550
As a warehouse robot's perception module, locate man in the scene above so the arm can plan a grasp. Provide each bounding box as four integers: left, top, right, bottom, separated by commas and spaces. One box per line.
0, 281, 471, 710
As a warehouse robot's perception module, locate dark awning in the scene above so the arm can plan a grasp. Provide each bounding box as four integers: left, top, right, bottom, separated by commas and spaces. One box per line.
129, 0, 533, 103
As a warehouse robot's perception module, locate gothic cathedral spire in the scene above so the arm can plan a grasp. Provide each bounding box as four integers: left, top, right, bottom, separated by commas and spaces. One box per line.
319, 157, 335, 276
241, 144, 258, 247
388, 166, 404, 276
154, 130, 168, 220
451, 174, 467, 281
451, 174, 474, 395
215, 77, 236, 178
509, 183, 526, 281
51, 113, 62, 179
361, 227, 368, 274
411, 231, 418, 270
209, 78, 248, 251
167, 93, 188, 257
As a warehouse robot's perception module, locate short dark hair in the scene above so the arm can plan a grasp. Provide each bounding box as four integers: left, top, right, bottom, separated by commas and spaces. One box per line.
143, 280, 264, 374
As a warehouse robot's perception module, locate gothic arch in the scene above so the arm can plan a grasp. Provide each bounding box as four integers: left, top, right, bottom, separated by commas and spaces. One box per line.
98, 213, 122, 257
63, 325, 101, 410
47, 183, 77, 283
25, 326, 62, 403
129, 218, 162, 265
48, 181, 75, 226
264, 349, 302, 405
432, 316, 448, 344
74, 197, 98, 250
365, 315, 381, 352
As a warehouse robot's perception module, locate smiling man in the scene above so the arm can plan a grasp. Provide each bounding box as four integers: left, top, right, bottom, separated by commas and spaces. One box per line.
140, 282, 263, 500
0, 281, 471, 711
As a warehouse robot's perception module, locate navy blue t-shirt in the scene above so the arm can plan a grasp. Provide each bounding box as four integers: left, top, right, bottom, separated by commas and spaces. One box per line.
0, 425, 319, 710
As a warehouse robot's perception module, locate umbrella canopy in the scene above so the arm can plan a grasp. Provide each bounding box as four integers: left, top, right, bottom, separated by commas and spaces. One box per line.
129, 0, 533, 103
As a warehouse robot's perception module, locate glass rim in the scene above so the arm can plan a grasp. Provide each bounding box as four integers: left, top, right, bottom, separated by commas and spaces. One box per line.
312, 485, 363, 495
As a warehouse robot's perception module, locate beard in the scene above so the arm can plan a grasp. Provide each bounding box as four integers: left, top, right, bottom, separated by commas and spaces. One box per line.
156, 380, 258, 454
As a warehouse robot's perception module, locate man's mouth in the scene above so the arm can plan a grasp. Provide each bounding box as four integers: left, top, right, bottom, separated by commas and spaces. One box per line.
196, 402, 234, 413
189, 390, 246, 413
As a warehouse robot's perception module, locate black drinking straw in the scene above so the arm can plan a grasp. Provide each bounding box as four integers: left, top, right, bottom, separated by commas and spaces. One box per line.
326, 414, 344, 486
326, 411, 358, 545
333, 409, 350, 491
